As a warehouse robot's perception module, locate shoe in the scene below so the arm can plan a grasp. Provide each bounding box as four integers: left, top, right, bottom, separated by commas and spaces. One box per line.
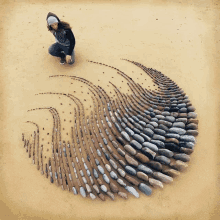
60, 57, 66, 65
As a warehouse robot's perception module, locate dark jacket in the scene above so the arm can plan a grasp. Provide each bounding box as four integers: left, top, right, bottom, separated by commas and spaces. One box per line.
46, 12, 75, 55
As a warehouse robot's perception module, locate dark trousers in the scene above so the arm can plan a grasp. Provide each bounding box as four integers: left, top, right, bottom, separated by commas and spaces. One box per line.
48, 43, 75, 63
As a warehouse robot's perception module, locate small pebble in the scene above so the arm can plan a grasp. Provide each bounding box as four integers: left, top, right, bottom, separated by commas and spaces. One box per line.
169, 127, 186, 135
101, 185, 108, 193
143, 128, 154, 137
125, 186, 139, 198
133, 134, 145, 144
130, 140, 142, 150
180, 135, 196, 143
137, 164, 153, 175
138, 183, 152, 196
173, 122, 185, 129
121, 131, 131, 141
125, 166, 137, 176
142, 142, 158, 152
80, 187, 86, 198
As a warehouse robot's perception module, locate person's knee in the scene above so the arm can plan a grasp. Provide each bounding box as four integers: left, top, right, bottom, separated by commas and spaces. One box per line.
48, 46, 53, 55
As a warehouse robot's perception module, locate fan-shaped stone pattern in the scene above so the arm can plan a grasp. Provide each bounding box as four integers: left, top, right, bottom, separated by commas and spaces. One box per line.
22, 60, 198, 201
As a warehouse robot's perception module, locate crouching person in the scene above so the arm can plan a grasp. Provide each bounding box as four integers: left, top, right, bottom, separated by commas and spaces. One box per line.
46, 12, 75, 65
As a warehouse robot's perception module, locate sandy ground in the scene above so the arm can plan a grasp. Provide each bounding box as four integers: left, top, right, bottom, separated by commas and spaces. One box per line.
0, 0, 220, 220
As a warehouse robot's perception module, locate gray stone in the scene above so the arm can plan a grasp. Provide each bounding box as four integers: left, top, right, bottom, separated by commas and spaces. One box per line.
115, 122, 122, 132
165, 133, 180, 139
146, 124, 155, 130
96, 149, 102, 157
173, 122, 185, 129
130, 140, 142, 150
121, 131, 131, 142
174, 153, 190, 162
156, 115, 165, 120
132, 116, 139, 122
142, 142, 158, 152
110, 171, 118, 180
179, 107, 187, 113
90, 193, 96, 200
80, 187, 86, 198
86, 184, 92, 193
84, 163, 88, 170
150, 121, 158, 128
158, 120, 172, 127
121, 122, 126, 129
186, 123, 198, 130
150, 140, 165, 148
179, 141, 195, 149
95, 159, 100, 166
133, 128, 141, 134
180, 135, 196, 143
162, 111, 171, 116
186, 130, 199, 136
93, 184, 100, 194
177, 103, 186, 108
134, 122, 143, 130
107, 121, 112, 128
122, 117, 128, 123
103, 174, 110, 183
187, 106, 196, 112
153, 134, 165, 142
144, 110, 150, 115
93, 169, 99, 178
139, 121, 146, 127
154, 128, 166, 136
143, 128, 154, 137
125, 127, 135, 136
125, 166, 137, 176
158, 149, 174, 158
142, 147, 157, 159
137, 164, 153, 175
105, 164, 111, 172
109, 159, 118, 169
133, 134, 145, 144
165, 116, 175, 122
169, 127, 186, 135
80, 170, 84, 177
155, 155, 171, 165
187, 112, 197, 118
117, 178, 127, 187
125, 186, 139, 198
101, 185, 108, 193
171, 112, 179, 117
72, 187, 78, 195
151, 117, 159, 122
82, 177, 87, 184
86, 170, 91, 176
128, 117, 135, 123
124, 144, 137, 155
153, 172, 173, 184
140, 133, 151, 142
138, 183, 152, 196
176, 118, 187, 123
118, 168, 126, 177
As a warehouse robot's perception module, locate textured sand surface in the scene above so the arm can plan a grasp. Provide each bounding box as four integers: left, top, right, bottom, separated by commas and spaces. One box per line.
0, 0, 219, 219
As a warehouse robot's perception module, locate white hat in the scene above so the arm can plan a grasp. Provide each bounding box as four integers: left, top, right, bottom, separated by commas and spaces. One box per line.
47, 16, 59, 25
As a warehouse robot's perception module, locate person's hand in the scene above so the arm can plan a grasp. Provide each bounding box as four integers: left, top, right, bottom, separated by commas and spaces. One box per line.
66, 55, 72, 64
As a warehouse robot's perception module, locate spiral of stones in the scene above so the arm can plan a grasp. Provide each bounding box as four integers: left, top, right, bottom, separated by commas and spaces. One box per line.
22, 60, 198, 201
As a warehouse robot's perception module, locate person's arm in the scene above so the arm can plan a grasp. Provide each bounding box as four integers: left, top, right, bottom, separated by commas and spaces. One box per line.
66, 29, 75, 55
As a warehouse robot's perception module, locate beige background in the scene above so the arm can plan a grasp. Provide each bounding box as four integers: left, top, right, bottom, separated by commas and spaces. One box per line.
0, 0, 219, 219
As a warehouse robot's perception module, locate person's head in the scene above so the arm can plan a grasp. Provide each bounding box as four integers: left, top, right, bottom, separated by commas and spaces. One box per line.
47, 16, 59, 31
47, 15, 72, 32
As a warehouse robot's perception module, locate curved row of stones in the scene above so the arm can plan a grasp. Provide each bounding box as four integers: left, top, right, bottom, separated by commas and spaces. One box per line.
22, 60, 198, 201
